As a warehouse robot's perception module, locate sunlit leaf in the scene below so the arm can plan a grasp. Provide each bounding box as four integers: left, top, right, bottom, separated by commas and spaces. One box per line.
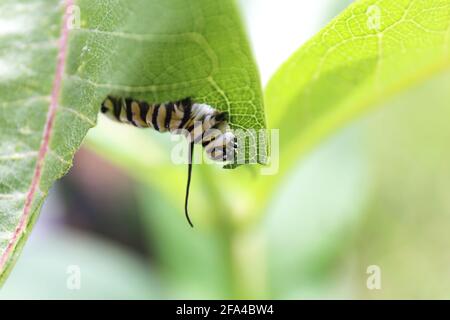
266, 0, 450, 174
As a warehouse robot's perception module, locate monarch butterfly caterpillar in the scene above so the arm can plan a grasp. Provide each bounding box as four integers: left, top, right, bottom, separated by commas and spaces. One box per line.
101, 96, 238, 227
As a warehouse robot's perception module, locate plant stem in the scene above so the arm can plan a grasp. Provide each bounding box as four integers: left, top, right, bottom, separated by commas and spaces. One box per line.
200, 165, 268, 299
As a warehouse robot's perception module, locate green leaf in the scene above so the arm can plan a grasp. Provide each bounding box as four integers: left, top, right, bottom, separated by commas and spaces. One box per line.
265, 0, 450, 174
0, 0, 264, 284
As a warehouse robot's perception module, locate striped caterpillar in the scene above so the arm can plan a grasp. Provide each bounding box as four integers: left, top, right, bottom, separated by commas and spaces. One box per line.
101, 96, 238, 227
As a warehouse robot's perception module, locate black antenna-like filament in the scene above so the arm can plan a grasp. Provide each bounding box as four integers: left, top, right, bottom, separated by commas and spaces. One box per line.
185, 142, 195, 228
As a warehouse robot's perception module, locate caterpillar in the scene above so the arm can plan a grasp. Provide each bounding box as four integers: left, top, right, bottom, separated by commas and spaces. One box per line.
100, 96, 238, 227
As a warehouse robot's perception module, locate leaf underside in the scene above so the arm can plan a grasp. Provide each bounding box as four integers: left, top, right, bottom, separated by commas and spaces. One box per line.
266, 0, 450, 172
0, 0, 265, 284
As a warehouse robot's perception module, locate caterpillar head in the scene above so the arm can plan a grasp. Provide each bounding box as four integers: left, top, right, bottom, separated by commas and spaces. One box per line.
214, 111, 229, 123
206, 131, 238, 162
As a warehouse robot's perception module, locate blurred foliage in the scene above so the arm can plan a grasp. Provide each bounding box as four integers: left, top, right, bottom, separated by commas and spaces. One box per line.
0, 229, 159, 299
354, 71, 450, 299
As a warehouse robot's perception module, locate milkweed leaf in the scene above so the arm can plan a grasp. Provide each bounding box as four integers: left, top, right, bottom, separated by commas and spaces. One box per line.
266, 0, 450, 173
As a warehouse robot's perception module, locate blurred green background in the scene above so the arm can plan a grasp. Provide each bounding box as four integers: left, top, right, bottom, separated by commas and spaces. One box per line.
2, 0, 450, 299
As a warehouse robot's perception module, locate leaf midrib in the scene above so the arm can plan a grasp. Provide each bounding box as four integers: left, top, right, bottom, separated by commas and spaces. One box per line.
0, 0, 73, 275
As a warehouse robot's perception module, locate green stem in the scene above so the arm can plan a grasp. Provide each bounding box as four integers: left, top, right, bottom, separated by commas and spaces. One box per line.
200, 165, 268, 299
199, 165, 237, 298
